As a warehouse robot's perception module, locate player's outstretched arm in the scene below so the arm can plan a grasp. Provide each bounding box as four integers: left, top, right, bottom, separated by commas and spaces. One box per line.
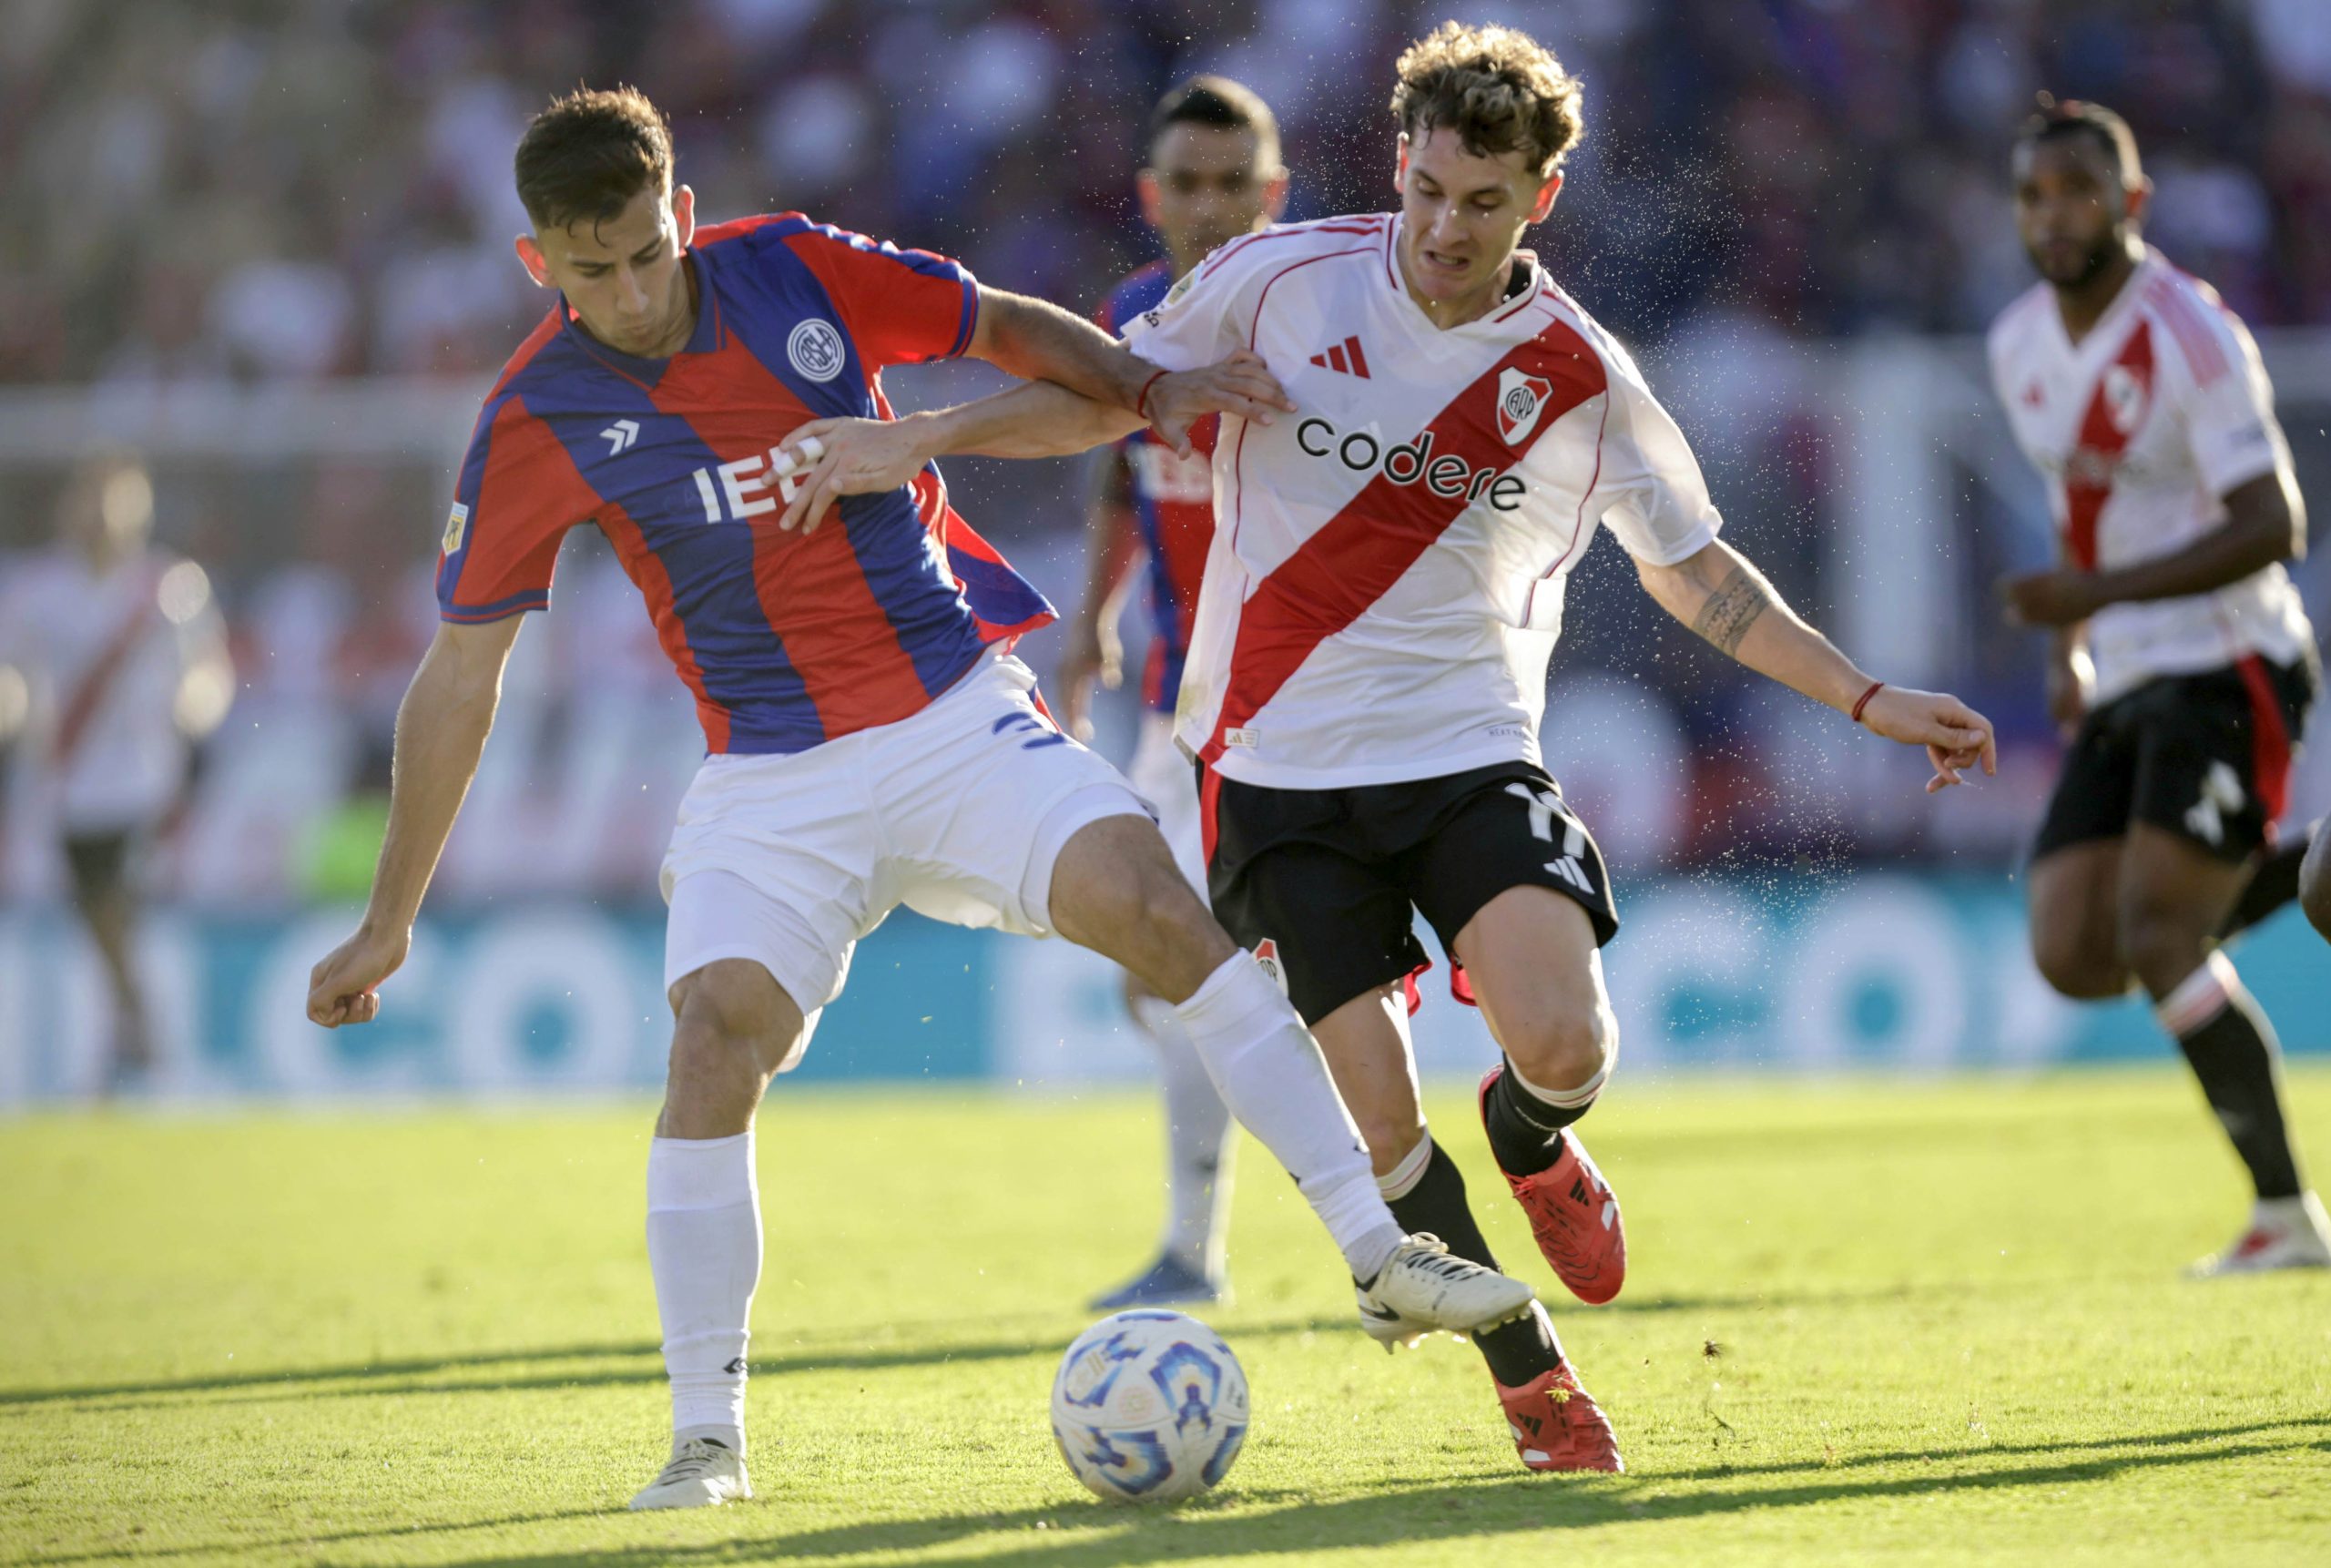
1997, 468, 2304, 627
306, 616, 524, 1027
771, 346, 1288, 534
1636, 539, 1998, 794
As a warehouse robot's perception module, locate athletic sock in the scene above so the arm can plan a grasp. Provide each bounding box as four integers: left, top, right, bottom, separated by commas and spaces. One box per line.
2157, 953, 2304, 1201
1174, 953, 1403, 1282
2217, 828, 2315, 939
1481, 1055, 1609, 1177
645, 1131, 761, 1455
1379, 1132, 1564, 1388
1133, 994, 1235, 1281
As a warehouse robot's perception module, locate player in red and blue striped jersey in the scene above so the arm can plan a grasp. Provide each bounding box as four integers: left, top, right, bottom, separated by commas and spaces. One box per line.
1060, 79, 1287, 1314
306, 86, 1540, 1512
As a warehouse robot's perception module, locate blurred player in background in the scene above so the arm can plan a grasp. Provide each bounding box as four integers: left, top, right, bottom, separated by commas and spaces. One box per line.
305, 87, 1538, 1512
776, 20, 1998, 1474
1992, 97, 2328, 1275
1063, 77, 1288, 1312
0, 453, 231, 1092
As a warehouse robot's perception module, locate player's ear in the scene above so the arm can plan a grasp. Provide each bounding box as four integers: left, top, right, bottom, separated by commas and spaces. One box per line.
514, 234, 553, 288
1394, 132, 1410, 197
1528, 170, 1563, 224
1262, 168, 1291, 223
671, 184, 697, 250
1135, 169, 1165, 230
2123, 174, 2152, 229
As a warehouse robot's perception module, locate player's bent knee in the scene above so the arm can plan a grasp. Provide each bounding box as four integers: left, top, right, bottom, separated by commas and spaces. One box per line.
666, 961, 806, 1091
1501, 1004, 1613, 1095
2030, 935, 2127, 1002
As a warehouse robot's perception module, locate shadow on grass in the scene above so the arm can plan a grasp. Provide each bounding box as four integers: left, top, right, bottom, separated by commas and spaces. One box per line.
333, 1420, 2330, 1568
21, 1509, 614, 1567
0, 1288, 1879, 1411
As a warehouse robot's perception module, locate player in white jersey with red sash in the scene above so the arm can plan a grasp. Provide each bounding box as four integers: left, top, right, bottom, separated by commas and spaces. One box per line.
0, 453, 231, 1091
1990, 97, 2328, 1275
776, 23, 1996, 1473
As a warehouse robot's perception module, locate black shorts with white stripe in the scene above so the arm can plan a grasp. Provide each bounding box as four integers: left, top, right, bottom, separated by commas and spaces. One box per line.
1199, 759, 1619, 1027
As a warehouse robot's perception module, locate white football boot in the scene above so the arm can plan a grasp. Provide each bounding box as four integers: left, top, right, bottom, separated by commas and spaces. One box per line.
1356, 1233, 1537, 1351
2188, 1192, 2331, 1278
627, 1437, 752, 1510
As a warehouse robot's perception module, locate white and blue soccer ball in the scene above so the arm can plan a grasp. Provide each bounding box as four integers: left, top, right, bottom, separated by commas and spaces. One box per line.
1050, 1309, 1248, 1504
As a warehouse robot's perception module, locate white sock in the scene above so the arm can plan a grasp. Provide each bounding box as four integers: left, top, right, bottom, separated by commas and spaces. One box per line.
646, 1131, 760, 1455
1173, 954, 1403, 1281
1134, 993, 1236, 1281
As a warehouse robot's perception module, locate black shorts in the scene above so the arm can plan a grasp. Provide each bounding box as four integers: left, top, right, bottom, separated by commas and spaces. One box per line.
62, 830, 140, 905
2032, 654, 2318, 866
1201, 760, 1618, 1026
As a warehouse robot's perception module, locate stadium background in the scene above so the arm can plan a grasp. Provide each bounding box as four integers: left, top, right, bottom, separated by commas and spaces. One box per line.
0, 0, 2325, 1099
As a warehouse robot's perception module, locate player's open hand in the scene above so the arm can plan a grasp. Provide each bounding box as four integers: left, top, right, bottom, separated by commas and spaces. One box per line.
1998, 567, 2103, 628
1858, 686, 1999, 794
306, 924, 410, 1028
772, 418, 936, 535
1146, 350, 1295, 456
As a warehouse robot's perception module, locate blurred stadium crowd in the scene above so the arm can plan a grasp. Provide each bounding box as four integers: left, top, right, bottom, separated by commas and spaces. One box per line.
2, 0, 2328, 905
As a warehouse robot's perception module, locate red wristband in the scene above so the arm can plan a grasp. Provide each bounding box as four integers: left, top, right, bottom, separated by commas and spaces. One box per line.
1134, 368, 1168, 423
1850, 680, 1885, 725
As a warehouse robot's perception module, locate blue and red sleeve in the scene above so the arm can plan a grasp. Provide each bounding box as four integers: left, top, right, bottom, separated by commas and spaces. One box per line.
778, 220, 979, 372
435, 389, 597, 624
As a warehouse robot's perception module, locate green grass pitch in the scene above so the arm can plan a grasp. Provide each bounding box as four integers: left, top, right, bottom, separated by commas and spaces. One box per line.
5, 1069, 2329, 1566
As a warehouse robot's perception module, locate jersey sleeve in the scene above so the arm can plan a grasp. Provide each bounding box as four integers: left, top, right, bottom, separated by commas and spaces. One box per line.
1117, 254, 1246, 372
1588, 351, 1725, 565
434, 393, 593, 624
2169, 300, 2289, 499
777, 223, 979, 371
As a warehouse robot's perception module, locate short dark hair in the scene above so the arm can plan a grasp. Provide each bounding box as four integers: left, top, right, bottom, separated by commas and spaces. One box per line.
514, 86, 674, 232
1150, 76, 1281, 168
1391, 21, 1583, 177
2019, 94, 2143, 187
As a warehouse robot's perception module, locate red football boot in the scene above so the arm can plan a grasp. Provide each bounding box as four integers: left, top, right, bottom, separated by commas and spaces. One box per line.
1497, 1362, 1624, 1472
1480, 1064, 1626, 1304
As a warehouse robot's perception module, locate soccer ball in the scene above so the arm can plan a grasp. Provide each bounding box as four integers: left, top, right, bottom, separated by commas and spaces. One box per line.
1050, 1309, 1249, 1504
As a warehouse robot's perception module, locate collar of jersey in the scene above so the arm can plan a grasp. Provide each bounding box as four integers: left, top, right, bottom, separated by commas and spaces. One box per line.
557, 252, 724, 387
1382, 214, 1547, 335
2056, 244, 2161, 354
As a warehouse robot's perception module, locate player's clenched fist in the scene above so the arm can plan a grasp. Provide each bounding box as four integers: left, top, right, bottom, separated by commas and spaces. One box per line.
307, 925, 410, 1028
1857, 686, 2000, 794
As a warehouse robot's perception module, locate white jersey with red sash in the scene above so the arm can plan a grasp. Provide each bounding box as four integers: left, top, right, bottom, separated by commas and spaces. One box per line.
2, 547, 210, 831
1988, 246, 2312, 706
1120, 213, 1724, 791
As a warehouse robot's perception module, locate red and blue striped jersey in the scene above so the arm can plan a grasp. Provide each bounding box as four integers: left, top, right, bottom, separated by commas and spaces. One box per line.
1098, 261, 1217, 713
436, 212, 1053, 754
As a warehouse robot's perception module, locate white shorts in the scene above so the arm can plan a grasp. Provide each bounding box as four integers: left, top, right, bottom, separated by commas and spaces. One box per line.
1129, 709, 1206, 896
661, 650, 1151, 1070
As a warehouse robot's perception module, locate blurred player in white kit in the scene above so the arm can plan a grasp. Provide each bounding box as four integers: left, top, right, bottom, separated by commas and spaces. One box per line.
1990, 97, 2328, 1274
0, 453, 232, 1090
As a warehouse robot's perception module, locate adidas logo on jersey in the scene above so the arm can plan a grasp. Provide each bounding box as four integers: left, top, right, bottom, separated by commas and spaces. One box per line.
1295, 417, 1527, 512
1309, 335, 1371, 378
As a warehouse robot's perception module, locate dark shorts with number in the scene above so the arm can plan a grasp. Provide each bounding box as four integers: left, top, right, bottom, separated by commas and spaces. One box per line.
1200, 760, 1619, 1026
2032, 653, 2317, 866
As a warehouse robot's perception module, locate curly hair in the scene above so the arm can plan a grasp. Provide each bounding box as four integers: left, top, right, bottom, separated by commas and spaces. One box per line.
1390, 21, 1583, 176
514, 86, 674, 232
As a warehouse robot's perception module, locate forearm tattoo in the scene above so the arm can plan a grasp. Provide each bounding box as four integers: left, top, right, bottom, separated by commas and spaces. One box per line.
1690, 564, 1774, 657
